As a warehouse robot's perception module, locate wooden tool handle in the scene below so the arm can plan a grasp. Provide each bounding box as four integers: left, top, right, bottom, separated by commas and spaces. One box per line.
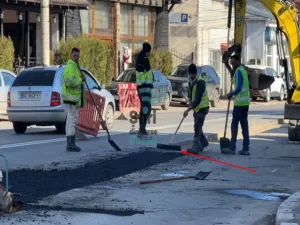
139, 176, 194, 184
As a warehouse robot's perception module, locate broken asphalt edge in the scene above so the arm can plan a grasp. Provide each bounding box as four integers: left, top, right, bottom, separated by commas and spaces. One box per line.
276, 189, 300, 225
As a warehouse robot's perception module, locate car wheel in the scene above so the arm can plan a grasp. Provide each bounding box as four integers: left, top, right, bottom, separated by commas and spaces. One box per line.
278, 86, 284, 101
13, 122, 27, 134
210, 89, 219, 107
264, 88, 271, 102
161, 93, 170, 110
252, 97, 258, 101
102, 104, 114, 130
55, 122, 66, 134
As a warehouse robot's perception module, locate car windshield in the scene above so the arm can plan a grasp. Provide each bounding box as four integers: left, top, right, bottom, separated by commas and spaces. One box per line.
12, 70, 56, 86
169, 66, 190, 77
116, 70, 134, 82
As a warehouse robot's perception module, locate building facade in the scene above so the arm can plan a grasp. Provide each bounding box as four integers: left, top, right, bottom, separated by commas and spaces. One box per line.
169, 0, 234, 68
0, 0, 89, 69
75, 0, 169, 76
0, 0, 169, 76
241, 2, 291, 75
169, 0, 234, 95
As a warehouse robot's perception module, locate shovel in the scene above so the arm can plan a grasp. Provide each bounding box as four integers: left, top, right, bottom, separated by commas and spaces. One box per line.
220, 83, 233, 150
156, 116, 185, 151
78, 64, 121, 151
138, 171, 212, 184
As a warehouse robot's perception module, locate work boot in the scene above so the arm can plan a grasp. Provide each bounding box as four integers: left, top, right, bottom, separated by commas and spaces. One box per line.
186, 148, 199, 154
66, 136, 72, 150
201, 135, 209, 148
68, 136, 81, 152
137, 129, 147, 138
238, 149, 250, 155
187, 138, 202, 154
221, 148, 235, 155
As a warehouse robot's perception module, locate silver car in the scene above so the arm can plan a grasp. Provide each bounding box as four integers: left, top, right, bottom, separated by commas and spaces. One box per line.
0, 70, 17, 115
7, 65, 116, 134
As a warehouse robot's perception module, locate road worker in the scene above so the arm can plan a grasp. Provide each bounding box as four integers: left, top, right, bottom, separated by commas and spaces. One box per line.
183, 63, 210, 154
221, 54, 251, 155
62, 47, 86, 152
135, 42, 154, 138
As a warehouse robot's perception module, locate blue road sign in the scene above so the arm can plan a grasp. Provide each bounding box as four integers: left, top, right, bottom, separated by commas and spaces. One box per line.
181, 13, 188, 24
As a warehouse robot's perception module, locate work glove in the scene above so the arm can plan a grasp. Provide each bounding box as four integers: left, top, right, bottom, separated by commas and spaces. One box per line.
227, 93, 233, 99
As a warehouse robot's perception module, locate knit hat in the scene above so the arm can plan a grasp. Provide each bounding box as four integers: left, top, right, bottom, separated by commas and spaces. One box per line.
188, 63, 197, 74
143, 42, 152, 53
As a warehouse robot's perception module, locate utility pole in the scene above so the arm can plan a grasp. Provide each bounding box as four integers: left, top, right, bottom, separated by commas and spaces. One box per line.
41, 0, 50, 66
196, 0, 201, 65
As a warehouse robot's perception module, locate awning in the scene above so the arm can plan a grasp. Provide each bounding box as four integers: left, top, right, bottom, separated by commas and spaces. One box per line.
17, 0, 90, 9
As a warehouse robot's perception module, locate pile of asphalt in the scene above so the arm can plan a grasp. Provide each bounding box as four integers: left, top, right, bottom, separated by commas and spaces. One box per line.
5, 150, 182, 215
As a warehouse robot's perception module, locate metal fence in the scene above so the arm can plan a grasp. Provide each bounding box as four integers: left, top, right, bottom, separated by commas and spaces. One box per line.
169, 48, 194, 68
13, 56, 44, 75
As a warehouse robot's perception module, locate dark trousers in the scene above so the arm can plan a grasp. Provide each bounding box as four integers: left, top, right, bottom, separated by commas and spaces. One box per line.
192, 109, 209, 151
138, 92, 151, 133
230, 105, 250, 151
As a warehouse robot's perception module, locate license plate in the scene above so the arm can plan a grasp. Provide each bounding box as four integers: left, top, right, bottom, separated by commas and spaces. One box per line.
20, 91, 41, 100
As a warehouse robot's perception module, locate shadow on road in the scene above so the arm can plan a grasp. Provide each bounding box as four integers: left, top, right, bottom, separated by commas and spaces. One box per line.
0, 127, 62, 135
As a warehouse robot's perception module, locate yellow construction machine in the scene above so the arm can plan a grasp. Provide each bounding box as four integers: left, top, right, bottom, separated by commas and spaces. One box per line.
222, 0, 300, 141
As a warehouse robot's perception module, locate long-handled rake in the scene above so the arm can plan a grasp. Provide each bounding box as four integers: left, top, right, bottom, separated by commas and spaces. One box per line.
156, 116, 185, 151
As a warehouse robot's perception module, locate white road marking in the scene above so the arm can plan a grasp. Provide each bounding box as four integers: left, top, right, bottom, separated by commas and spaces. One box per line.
0, 112, 283, 150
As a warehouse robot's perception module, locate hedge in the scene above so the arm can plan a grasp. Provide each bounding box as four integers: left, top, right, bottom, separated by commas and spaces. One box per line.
54, 35, 114, 85
132, 48, 173, 75
0, 36, 15, 71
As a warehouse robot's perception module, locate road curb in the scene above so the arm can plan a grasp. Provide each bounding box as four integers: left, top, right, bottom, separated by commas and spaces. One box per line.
276, 189, 300, 225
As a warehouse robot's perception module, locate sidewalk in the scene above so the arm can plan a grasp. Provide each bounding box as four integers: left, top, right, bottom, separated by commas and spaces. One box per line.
276, 189, 300, 225
262, 123, 300, 225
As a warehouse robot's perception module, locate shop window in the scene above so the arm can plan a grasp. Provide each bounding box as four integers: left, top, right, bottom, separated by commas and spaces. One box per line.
120, 4, 132, 36
209, 49, 221, 74
266, 44, 273, 67
134, 6, 148, 36
80, 0, 93, 34
134, 40, 148, 51
150, 8, 156, 36
95, 1, 113, 36
120, 40, 133, 72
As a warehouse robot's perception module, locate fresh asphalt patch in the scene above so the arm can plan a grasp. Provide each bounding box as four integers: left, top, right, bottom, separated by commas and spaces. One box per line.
5, 150, 182, 215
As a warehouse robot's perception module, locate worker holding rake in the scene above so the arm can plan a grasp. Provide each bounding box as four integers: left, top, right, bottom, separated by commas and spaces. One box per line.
183, 64, 210, 154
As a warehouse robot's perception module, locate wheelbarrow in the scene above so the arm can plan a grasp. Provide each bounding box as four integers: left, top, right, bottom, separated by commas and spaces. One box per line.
0, 154, 23, 215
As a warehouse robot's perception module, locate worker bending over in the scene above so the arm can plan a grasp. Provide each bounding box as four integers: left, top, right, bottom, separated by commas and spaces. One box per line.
135, 42, 154, 138
222, 55, 251, 155
183, 64, 210, 154
62, 47, 86, 152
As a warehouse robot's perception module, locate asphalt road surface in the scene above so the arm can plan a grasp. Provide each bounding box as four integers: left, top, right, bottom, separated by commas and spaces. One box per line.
0, 99, 295, 225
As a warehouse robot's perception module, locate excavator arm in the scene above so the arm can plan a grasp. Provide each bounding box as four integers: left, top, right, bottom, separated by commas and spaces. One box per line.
222, 0, 300, 141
